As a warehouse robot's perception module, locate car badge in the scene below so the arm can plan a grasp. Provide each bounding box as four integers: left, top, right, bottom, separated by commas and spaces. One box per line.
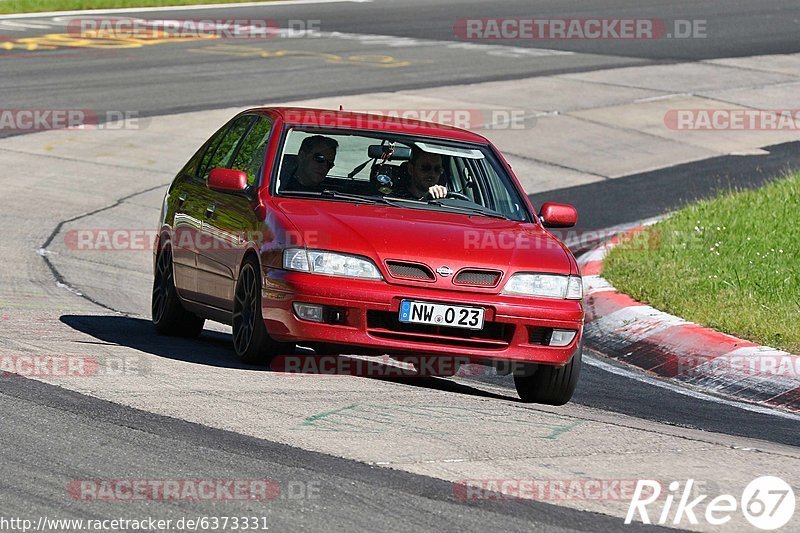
436, 266, 453, 277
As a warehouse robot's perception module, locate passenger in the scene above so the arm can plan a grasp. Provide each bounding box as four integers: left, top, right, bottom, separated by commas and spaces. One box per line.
392, 147, 448, 200
281, 135, 338, 192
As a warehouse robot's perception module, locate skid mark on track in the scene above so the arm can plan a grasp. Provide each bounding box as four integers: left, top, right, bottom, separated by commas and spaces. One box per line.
36, 182, 169, 313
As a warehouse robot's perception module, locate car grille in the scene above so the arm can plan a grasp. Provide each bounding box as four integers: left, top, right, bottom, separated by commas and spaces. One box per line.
453, 269, 502, 287
386, 261, 435, 281
366, 310, 513, 349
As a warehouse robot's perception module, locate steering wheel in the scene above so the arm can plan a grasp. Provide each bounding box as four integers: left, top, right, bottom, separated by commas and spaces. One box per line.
421, 191, 472, 202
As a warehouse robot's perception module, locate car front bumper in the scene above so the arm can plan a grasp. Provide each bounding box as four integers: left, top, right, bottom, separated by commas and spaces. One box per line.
261, 268, 584, 366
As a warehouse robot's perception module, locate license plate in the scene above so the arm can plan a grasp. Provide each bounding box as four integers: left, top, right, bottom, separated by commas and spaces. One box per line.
399, 300, 485, 330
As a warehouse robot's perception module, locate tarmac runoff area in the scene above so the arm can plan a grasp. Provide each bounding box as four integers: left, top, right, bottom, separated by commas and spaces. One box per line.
1, 53, 800, 530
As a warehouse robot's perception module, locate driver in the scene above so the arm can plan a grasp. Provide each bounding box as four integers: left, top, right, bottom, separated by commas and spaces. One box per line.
280, 135, 338, 192
392, 147, 448, 200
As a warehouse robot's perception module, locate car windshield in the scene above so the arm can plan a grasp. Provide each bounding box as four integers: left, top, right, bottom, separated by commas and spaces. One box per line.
274, 128, 531, 222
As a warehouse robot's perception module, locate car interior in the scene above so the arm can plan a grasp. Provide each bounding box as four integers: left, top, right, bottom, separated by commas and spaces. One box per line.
276, 131, 530, 222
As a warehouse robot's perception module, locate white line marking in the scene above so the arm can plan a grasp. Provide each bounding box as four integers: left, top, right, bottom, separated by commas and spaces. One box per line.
729, 149, 770, 156
633, 93, 692, 103
326, 30, 573, 57
585, 351, 800, 421
0, 0, 371, 20
577, 246, 609, 264
726, 346, 793, 357
582, 275, 616, 295
590, 304, 691, 339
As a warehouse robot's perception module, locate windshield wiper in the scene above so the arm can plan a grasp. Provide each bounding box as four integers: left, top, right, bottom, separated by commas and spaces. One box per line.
424, 200, 509, 220
373, 195, 510, 219
281, 190, 385, 205
320, 190, 407, 205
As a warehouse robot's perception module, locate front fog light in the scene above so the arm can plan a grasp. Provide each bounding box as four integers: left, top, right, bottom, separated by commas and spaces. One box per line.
293, 303, 324, 323
549, 329, 577, 347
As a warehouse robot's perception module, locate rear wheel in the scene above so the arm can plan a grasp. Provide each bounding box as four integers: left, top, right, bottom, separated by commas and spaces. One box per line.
152, 244, 205, 337
232, 259, 294, 365
514, 345, 582, 405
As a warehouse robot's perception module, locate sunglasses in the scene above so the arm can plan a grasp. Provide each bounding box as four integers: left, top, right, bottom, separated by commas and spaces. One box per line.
312, 153, 335, 168
418, 163, 444, 174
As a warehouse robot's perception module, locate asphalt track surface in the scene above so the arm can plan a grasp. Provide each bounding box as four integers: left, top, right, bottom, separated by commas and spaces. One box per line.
2, 1, 800, 531
2, 372, 674, 533
2, 0, 800, 117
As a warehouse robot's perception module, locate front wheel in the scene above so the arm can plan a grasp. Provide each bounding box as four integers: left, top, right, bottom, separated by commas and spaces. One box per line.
152, 244, 205, 337
232, 259, 294, 365
513, 345, 582, 405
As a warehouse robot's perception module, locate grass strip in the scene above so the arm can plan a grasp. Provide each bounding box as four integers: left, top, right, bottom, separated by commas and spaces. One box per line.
602, 172, 800, 353
1, 0, 282, 15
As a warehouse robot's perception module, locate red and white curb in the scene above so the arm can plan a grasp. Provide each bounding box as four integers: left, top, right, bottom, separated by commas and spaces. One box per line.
578, 227, 800, 413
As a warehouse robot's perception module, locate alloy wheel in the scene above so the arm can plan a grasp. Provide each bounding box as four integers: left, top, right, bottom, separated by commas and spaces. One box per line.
232, 263, 259, 355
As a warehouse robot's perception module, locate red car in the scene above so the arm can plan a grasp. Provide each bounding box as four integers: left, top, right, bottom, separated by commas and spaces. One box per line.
152, 107, 584, 404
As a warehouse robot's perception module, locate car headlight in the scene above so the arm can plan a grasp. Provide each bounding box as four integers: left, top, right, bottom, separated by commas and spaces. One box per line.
502, 273, 583, 299
283, 248, 383, 280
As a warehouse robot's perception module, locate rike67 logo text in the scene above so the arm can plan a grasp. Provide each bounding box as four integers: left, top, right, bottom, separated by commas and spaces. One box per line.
626, 477, 795, 530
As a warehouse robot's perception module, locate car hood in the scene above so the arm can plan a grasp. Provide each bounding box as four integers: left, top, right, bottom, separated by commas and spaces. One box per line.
274, 198, 572, 280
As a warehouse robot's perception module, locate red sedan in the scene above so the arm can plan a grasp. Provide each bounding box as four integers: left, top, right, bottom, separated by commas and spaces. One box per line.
152, 108, 583, 404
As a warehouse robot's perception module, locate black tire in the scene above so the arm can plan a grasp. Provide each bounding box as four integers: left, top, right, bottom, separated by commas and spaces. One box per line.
232, 259, 294, 365
152, 244, 205, 337
513, 345, 582, 405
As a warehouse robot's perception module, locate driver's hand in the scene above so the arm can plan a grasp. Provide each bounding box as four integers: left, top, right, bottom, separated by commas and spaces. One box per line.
428, 185, 448, 199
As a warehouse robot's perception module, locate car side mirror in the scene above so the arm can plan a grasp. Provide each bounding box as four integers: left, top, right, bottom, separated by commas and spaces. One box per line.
539, 202, 578, 228
208, 168, 249, 194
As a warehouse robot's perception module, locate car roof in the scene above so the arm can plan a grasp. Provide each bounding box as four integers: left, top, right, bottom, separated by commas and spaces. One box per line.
256, 107, 491, 144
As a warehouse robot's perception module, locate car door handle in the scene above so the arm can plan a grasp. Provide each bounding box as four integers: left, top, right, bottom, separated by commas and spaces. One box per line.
177, 193, 188, 207
205, 204, 216, 218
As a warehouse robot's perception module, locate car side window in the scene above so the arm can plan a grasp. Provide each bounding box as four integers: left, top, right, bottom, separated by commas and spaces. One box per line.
475, 157, 527, 222
196, 124, 232, 179
200, 115, 256, 180
231, 117, 273, 186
